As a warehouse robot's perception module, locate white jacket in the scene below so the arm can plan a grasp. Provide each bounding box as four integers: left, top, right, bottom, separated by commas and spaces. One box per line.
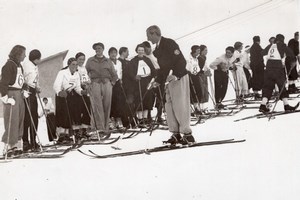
53, 68, 82, 95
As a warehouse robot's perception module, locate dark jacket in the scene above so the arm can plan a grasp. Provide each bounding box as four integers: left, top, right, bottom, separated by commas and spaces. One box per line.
128, 55, 156, 81
153, 37, 187, 84
118, 57, 134, 94
0, 59, 24, 96
288, 38, 299, 56
250, 42, 264, 67
198, 55, 206, 73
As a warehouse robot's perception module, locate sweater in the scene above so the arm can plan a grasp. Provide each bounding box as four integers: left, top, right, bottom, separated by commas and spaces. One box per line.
0, 59, 24, 96
85, 56, 118, 85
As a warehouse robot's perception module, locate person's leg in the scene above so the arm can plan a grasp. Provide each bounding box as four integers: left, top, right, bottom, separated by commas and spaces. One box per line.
168, 75, 192, 135
47, 113, 56, 141
102, 81, 113, 132
89, 82, 105, 131
2, 91, 23, 149
81, 95, 91, 128
257, 65, 265, 92
259, 69, 274, 112
165, 84, 179, 133
219, 72, 228, 103
29, 94, 39, 148
22, 98, 30, 147
214, 71, 222, 104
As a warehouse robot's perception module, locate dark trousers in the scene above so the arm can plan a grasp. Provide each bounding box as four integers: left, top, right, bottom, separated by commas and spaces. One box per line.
214, 70, 228, 103
56, 91, 82, 129
189, 74, 201, 104
80, 95, 91, 126
123, 93, 137, 127
23, 88, 38, 145
152, 83, 165, 118
285, 57, 298, 81
262, 67, 288, 99
250, 63, 264, 91
46, 113, 57, 141
111, 80, 129, 125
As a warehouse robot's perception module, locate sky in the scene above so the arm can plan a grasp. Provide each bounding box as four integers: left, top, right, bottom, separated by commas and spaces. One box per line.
0, 0, 299, 69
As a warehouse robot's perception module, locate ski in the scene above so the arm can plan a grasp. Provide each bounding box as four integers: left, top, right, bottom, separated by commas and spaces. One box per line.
231, 105, 246, 115
234, 112, 270, 122
257, 109, 300, 119
0, 144, 75, 160
77, 139, 245, 159
122, 125, 160, 139
41, 140, 84, 153
82, 136, 121, 145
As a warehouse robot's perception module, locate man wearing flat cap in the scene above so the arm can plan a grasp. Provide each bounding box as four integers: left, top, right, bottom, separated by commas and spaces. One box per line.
86, 42, 118, 137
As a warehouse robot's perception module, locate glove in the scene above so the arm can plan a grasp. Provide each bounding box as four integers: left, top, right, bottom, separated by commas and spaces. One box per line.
58, 90, 68, 98
152, 82, 160, 88
81, 90, 88, 96
147, 79, 160, 90
220, 62, 228, 72
166, 75, 178, 84
135, 75, 141, 81
36, 87, 41, 94
204, 70, 212, 77
0, 95, 16, 105
23, 90, 31, 98
229, 65, 237, 71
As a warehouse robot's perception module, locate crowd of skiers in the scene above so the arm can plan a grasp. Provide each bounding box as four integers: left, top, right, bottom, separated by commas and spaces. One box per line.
0, 27, 299, 156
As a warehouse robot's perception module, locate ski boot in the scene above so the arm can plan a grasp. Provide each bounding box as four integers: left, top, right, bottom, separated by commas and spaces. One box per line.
259, 104, 270, 113
284, 102, 300, 112
179, 133, 195, 146
163, 133, 182, 146
254, 93, 262, 101
288, 84, 298, 94
216, 103, 226, 110
3, 147, 17, 157
31, 142, 41, 152
23, 142, 31, 152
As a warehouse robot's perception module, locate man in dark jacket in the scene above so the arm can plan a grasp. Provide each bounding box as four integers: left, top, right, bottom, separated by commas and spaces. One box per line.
146, 25, 194, 145
250, 36, 265, 99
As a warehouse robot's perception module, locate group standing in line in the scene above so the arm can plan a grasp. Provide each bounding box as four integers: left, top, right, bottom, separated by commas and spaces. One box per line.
1, 27, 299, 156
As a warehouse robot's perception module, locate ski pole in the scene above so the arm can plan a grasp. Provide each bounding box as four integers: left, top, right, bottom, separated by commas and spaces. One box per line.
120, 83, 137, 127
138, 79, 146, 125
189, 75, 201, 113
24, 97, 43, 152
198, 73, 216, 108
63, 96, 77, 144
208, 76, 217, 107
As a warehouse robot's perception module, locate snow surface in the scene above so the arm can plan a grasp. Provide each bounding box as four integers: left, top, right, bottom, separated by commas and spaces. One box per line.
0, 81, 300, 199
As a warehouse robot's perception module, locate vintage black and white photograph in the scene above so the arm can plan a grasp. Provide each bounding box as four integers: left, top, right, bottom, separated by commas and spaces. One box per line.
0, 0, 299, 199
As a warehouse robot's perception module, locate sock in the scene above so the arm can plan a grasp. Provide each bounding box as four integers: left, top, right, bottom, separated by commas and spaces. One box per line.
282, 98, 289, 105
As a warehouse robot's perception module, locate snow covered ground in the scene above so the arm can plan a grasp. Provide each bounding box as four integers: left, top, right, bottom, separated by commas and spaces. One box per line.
0, 94, 300, 200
